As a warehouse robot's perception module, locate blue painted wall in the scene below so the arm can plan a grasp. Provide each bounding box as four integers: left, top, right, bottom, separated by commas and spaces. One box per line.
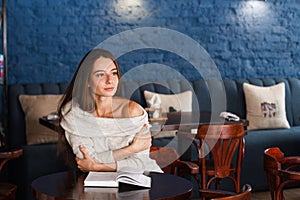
5, 0, 300, 84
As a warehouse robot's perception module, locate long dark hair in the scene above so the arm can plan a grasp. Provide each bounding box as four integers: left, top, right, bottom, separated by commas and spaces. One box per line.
58, 48, 121, 118
57, 48, 121, 167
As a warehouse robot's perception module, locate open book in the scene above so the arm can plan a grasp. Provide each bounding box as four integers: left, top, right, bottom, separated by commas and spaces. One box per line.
84, 170, 151, 188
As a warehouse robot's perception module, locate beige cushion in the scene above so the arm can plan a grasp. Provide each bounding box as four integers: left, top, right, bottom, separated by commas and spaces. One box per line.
144, 90, 192, 113
243, 82, 290, 130
19, 94, 62, 145
152, 130, 177, 139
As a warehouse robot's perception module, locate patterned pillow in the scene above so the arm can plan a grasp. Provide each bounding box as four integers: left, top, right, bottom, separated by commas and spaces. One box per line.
243, 82, 290, 130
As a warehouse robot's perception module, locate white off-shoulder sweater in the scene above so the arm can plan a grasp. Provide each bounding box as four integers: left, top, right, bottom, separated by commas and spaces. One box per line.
60, 102, 162, 173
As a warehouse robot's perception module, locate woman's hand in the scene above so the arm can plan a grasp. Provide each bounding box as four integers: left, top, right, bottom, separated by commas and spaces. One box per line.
129, 124, 152, 153
76, 146, 117, 172
76, 145, 97, 172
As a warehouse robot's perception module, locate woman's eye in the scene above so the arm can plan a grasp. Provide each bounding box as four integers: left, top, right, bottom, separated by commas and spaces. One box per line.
96, 73, 104, 77
113, 72, 119, 76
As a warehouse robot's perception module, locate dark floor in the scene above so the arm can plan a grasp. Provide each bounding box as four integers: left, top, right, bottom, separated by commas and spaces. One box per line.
191, 187, 300, 200
251, 188, 300, 200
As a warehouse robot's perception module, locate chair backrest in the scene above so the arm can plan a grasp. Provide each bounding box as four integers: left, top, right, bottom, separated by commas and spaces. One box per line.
211, 184, 252, 200
264, 147, 284, 173
264, 147, 300, 200
195, 123, 246, 191
263, 147, 283, 200
197, 124, 245, 176
150, 146, 180, 173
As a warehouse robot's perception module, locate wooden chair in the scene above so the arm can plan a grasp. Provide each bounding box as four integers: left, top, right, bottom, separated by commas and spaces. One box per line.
264, 147, 300, 200
150, 146, 199, 176
208, 184, 252, 200
186, 124, 246, 198
0, 149, 23, 200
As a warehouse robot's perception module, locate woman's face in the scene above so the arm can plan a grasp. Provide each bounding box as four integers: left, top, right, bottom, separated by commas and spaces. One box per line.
88, 56, 119, 97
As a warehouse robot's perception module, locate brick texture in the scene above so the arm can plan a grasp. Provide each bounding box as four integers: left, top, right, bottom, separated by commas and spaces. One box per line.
3, 0, 300, 83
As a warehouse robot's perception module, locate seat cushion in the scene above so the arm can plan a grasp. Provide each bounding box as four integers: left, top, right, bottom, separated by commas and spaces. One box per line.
241, 126, 300, 190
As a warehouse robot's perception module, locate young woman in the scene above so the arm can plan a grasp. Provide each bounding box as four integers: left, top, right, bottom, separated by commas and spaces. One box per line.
58, 49, 162, 173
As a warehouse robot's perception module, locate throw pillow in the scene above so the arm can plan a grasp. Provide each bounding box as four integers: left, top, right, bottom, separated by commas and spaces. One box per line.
151, 130, 177, 139
243, 82, 290, 130
144, 90, 192, 113
19, 94, 63, 145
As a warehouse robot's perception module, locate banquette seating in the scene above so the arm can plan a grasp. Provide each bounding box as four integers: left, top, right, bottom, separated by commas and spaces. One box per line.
5, 77, 300, 199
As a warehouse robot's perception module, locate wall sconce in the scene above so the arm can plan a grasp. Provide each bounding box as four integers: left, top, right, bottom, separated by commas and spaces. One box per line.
114, 0, 147, 20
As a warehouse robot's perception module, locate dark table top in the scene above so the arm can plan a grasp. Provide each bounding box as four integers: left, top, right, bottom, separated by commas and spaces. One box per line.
31, 171, 193, 200
162, 111, 248, 131
39, 111, 248, 133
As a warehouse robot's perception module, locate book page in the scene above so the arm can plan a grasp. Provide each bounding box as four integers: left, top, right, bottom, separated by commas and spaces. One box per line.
84, 172, 118, 187
84, 169, 151, 188
117, 171, 151, 188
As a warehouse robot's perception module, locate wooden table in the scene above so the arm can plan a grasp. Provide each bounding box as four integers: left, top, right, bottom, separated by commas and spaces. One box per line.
31, 171, 193, 200
39, 111, 248, 161
39, 111, 248, 158
39, 111, 248, 133
163, 111, 247, 131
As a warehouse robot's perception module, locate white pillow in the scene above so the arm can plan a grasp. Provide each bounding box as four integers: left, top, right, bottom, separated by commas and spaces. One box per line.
144, 90, 192, 113
243, 82, 290, 130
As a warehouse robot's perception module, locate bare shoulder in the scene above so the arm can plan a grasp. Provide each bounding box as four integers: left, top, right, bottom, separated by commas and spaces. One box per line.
113, 97, 144, 118
128, 101, 144, 117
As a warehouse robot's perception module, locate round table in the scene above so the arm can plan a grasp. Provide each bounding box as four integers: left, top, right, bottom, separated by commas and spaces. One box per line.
31, 171, 193, 200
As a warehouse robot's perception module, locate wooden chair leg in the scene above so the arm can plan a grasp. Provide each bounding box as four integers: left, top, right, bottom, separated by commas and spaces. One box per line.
193, 174, 201, 189
0, 183, 17, 200
266, 173, 276, 200
276, 182, 288, 200
276, 189, 284, 200
215, 178, 221, 190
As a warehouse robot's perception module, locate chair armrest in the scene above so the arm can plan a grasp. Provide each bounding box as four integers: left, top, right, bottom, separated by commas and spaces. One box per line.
284, 156, 300, 163
278, 169, 300, 180
0, 149, 23, 171
0, 149, 23, 159
283, 157, 300, 171
199, 189, 235, 199
176, 160, 199, 174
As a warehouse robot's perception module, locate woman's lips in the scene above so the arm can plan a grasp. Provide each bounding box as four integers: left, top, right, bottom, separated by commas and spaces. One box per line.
104, 87, 114, 91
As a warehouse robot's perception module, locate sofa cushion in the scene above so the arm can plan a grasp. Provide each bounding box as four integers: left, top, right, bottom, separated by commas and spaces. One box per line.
243, 82, 290, 130
289, 78, 300, 126
144, 90, 192, 113
19, 94, 62, 145
241, 126, 300, 190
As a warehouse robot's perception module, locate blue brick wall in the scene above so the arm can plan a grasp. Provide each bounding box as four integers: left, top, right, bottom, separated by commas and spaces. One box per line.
4, 0, 300, 84
1, 0, 300, 119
